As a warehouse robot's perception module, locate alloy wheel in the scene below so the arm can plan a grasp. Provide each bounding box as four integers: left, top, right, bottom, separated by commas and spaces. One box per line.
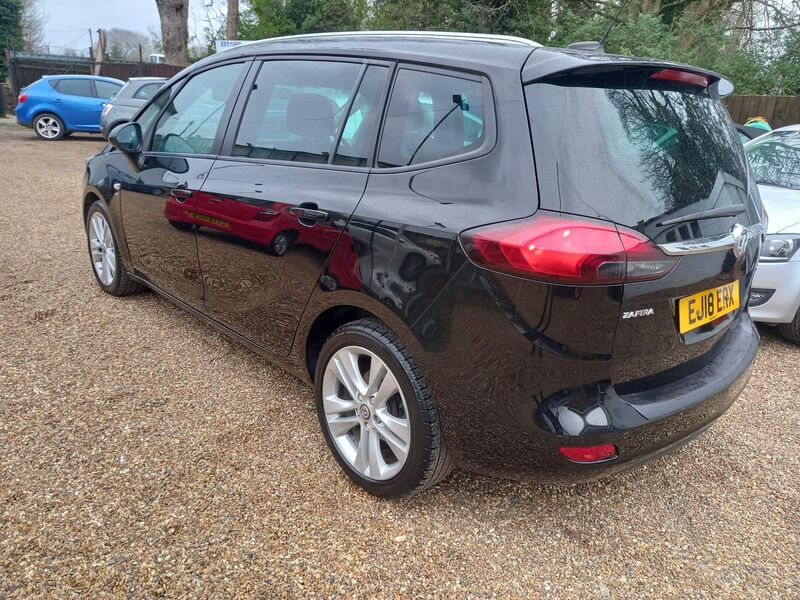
89, 212, 116, 286
322, 346, 411, 481
36, 116, 61, 139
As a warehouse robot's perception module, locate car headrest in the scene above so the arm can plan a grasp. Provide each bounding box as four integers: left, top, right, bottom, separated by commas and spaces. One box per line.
286, 92, 335, 139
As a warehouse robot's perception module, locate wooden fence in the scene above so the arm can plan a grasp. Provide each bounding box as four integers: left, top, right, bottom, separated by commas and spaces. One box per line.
5, 52, 183, 95
724, 95, 800, 129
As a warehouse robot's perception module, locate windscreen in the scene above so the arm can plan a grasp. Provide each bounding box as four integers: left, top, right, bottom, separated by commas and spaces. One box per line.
745, 130, 800, 191
526, 70, 753, 241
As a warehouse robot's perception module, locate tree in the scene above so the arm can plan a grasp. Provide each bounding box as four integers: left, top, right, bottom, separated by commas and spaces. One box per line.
106, 28, 152, 61
227, 0, 239, 39
0, 0, 22, 83
20, 0, 44, 52
155, 0, 189, 65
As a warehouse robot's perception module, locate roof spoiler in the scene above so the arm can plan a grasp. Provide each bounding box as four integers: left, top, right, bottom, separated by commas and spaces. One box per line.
523, 48, 735, 99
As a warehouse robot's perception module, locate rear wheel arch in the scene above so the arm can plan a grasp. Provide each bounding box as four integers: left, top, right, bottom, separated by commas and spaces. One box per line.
305, 305, 376, 380
302, 294, 427, 381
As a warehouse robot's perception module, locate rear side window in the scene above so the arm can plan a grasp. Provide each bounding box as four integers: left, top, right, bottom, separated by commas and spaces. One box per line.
233, 60, 361, 164
95, 80, 121, 99
525, 72, 750, 238
377, 68, 486, 168
133, 82, 163, 100
334, 65, 389, 167
54, 79, 93, 97
151, 63, 244, 155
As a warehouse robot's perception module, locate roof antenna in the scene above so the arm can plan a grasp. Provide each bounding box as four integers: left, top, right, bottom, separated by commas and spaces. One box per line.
600, 0, 631, 47
568, 0, 631, 53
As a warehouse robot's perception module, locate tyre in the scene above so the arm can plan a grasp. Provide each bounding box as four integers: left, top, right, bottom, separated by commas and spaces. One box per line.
33, 113, 66, 140
85, 201, 144, 296
272, 232, 290, 256
315, 318, 452, 497
778, 309, 800, 345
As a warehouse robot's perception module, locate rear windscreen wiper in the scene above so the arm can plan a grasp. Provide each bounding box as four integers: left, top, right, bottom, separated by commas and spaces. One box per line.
656, 204, 747, 227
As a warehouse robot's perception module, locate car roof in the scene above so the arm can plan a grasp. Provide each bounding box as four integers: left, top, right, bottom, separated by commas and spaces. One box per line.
42, 74, 124, 84
128, 77, 167, 81
772, 124, 800, 132
194, 31, 541, 72
192, 31, 726, 85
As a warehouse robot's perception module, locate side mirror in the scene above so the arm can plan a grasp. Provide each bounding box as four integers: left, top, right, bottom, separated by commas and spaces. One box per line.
109, 122, 142, 154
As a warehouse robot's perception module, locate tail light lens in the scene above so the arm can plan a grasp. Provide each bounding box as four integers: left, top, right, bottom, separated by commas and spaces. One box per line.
101, 103, 113, 118
17, 93, 28, 103
560, 444, 617, 463
460, 212, 678, 285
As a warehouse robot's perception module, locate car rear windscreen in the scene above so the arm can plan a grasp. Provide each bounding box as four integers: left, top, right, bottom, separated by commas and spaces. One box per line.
525, 69, 754, 239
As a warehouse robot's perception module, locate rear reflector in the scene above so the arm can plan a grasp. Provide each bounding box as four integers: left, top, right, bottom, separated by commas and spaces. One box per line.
17, 93, 28, 103
559, 444, 617, 463
460, 212, 678, 285
650, 69, 709, 88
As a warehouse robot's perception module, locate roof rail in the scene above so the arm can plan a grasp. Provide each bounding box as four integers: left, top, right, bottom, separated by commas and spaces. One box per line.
251, 31, 542, 48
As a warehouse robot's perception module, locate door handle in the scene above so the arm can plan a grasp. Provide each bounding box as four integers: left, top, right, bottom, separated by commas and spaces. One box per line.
290, 206, 328, 224
170, 188, 193, 203
53, 99, 62, 103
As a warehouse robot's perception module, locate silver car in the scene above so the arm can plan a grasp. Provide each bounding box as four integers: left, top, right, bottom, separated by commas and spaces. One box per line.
745, 125, 800, 343
100, 77, 166, 137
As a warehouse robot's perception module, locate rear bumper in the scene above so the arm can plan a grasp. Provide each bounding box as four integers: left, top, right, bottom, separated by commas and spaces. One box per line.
749, 259, 800, 324
15, 111, 32, 128
453, 313, 759, 482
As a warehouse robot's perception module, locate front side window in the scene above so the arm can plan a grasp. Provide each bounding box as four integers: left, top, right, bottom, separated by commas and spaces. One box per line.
136, 84, 174, 137
378, 69, 486, 168
151, 63, 244, 155
745, 130, 800, 191
54, 79, 93, 97
233, 60, 361, 164
95, 80, 122, 99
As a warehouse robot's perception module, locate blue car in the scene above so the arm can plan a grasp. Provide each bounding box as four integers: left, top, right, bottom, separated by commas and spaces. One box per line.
15, 75, 124, 140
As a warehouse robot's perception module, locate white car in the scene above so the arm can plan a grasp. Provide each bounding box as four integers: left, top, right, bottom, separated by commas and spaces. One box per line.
744, 125, 800, 343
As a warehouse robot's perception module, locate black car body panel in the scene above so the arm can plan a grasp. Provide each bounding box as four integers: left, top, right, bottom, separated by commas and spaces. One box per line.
83, 32, 761, 482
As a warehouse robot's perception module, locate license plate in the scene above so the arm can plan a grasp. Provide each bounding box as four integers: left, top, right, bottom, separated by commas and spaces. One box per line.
678, 281, 740, 334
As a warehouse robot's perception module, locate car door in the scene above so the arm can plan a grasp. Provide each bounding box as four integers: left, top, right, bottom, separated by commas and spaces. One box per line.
119, 61, 249, 310
52, 78, 97, 129
195, 59, 390, 355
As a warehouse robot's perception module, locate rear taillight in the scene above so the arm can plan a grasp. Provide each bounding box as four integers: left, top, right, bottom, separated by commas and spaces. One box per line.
460, 212, 678, 285
17, 93, 28, 103
101, 103, 113, 118
650, 69, 709, 88
559, 444, 617, 463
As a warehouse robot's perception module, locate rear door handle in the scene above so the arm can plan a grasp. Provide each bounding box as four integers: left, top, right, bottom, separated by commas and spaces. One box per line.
290, 207, 328, 223
170, 188, 193, 203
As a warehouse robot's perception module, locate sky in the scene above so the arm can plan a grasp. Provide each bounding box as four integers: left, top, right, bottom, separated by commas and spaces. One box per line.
39, 0, 224, 54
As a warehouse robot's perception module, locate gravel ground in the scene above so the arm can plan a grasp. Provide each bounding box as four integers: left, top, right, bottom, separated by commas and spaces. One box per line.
0, 120, 798, 599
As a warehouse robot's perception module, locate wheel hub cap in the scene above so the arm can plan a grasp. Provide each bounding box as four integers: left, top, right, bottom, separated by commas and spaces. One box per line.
322, 346, 411, 481
88, 212, 116, 286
